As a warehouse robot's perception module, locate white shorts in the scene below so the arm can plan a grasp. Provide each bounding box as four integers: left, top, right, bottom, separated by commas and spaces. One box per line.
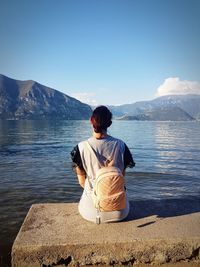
78, 189, 130, 223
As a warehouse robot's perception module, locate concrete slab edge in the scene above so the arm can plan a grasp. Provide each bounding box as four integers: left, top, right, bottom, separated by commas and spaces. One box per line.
12, 239, 200, 267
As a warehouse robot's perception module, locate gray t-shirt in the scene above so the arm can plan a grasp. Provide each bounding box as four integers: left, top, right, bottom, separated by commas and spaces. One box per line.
71, 135, 135, 193
78, 136, 130, 193
79, 136, 125, 179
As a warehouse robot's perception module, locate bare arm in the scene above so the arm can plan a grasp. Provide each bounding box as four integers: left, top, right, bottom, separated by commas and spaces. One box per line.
75, 166, 86, 188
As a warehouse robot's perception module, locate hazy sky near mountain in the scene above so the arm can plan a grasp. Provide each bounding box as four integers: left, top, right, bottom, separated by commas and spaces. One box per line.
0, 0, 200, 105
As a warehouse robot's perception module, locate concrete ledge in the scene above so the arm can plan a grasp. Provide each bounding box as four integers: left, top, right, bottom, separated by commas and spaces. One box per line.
12, 199, 200, 266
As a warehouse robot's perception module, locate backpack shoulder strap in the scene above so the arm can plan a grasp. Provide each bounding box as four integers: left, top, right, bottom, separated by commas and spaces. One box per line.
85, 141, 97, 158
85, 141, 103, 167
106, 141, 120, 167
85, 140, 120, 167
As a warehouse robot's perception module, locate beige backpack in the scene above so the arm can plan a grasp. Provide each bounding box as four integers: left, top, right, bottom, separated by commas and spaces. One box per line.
86, 141, 126, 212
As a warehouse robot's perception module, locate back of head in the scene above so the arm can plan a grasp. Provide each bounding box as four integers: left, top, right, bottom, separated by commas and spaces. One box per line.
91, 106, 112, 133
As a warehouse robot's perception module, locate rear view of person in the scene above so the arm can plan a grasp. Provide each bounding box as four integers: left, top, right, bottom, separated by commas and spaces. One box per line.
71, 106, 135, 224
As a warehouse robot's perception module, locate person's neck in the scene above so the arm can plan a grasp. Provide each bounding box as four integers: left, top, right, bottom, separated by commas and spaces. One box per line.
93, 130, 108, 139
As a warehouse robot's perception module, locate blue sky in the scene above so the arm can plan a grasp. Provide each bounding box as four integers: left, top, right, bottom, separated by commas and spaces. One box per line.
0, 0, 200, 105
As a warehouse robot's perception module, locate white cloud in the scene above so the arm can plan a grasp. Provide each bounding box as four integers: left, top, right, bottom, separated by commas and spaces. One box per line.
71, 92, 98, 106
156, 77, 200, 97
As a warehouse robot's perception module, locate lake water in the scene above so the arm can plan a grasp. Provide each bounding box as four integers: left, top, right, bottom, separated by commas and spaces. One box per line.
0, 120, 200, 245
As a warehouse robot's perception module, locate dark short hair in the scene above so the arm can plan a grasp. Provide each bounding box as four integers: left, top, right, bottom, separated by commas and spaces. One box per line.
91, 106, 112, 133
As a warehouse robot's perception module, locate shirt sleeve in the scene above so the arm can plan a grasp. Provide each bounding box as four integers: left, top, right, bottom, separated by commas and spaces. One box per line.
70, 145, 84, 170
124, 144, 135, 169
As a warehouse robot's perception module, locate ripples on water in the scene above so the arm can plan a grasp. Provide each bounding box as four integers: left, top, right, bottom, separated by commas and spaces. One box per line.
0, 120, 200, 244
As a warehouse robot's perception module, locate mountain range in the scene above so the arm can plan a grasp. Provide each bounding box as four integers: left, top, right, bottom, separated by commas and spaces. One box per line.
109, 94, 200, 121
0, 74, 199, 121
0, 74, 92, 119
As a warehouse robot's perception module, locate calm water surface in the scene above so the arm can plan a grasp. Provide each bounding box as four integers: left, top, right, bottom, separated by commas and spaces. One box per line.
0, 120, 200, 244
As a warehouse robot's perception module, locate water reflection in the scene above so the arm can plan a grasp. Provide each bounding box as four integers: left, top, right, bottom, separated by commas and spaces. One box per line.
153, 121, 200, 176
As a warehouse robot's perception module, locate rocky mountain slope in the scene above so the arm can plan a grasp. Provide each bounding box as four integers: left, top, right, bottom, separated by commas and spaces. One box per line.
0, 74, 92, 119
